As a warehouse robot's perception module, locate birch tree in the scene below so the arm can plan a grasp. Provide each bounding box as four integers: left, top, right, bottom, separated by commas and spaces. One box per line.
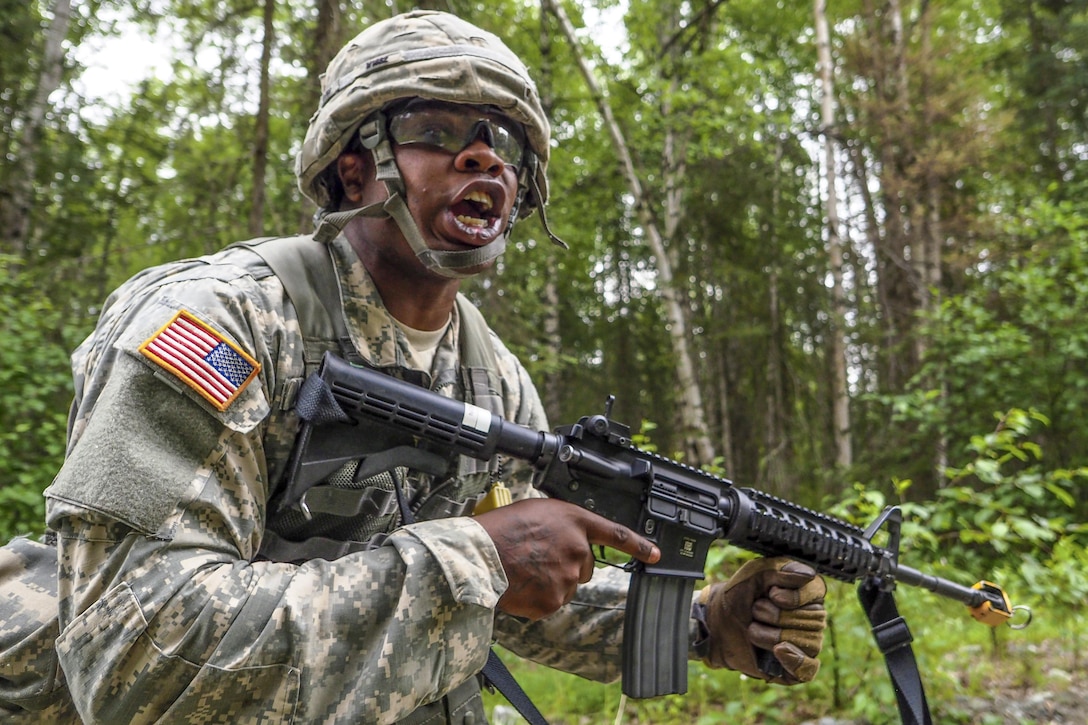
542, 0, 716, 465
814, 0, 852, 467
536, 5, 564, 421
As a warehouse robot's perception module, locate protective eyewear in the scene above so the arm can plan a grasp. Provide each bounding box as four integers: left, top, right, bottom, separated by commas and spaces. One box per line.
387, 103, 526, 169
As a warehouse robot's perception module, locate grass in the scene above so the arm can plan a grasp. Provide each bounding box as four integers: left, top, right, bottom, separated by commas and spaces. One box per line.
483, 579, 1079, 724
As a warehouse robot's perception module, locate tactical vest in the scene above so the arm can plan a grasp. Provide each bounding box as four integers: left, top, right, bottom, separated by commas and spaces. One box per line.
240, 235, 509, 725
240, 235, 509, 567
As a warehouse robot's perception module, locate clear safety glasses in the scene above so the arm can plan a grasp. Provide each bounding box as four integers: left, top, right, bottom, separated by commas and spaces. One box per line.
387, 102, 526, 169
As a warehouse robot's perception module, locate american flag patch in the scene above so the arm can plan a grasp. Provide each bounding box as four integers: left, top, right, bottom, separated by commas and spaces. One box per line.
139, 310, 261, 411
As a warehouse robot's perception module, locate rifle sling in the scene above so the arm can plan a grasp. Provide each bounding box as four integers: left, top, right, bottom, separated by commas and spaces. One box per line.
858, 578, 933, 725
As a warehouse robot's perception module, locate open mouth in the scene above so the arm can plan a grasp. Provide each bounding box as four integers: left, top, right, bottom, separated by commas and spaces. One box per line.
451, 190, 497, 229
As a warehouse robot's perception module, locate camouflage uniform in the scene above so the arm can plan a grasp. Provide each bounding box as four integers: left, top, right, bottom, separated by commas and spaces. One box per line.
41, 234, 634, 724
0, 536, 80, 722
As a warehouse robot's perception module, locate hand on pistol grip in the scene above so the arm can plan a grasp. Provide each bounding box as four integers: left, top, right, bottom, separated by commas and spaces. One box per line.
695, 557, 827, 685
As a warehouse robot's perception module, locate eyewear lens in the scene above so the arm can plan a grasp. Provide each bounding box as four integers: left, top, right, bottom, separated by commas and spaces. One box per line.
389, 106, 525, 168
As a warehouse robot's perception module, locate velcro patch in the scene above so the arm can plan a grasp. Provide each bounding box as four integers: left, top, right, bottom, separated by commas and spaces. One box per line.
139, 310, 261, 411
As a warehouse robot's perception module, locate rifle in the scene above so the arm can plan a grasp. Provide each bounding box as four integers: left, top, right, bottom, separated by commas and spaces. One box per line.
284, 352, 1030, 713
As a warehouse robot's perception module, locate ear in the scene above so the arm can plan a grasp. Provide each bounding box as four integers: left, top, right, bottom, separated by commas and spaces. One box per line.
337, 151, 372, 204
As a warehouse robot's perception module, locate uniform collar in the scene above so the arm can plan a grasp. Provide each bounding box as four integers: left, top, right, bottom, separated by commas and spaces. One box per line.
326, 234, 461, 373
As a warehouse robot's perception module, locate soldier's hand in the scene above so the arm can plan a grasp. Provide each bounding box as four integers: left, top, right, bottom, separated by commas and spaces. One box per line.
695, 557, 827, 684
475, 498, 659, 620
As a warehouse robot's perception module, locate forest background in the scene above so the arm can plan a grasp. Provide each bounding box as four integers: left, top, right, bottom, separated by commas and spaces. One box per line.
3, 0, 1087, 722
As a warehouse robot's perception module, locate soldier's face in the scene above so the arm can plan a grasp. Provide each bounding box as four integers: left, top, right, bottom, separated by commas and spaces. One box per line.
338, 105, 522, 282
392, 123, 520, 267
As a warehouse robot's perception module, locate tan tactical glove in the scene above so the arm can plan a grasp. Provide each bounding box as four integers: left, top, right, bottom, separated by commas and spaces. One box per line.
694, 557, 827, 685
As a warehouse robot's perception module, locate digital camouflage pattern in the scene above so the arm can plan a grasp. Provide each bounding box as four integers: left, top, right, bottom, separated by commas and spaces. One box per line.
0, 536, 77, 722
37, 234, 641, 724
1, 9, 723, 722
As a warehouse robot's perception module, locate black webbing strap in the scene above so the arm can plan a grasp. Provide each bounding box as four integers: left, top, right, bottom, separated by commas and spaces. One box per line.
857, 578, 933, 725
481, 650, 549, 725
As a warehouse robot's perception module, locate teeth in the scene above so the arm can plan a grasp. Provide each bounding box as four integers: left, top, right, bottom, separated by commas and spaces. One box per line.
464, 190, 493, 211
456, 215, 487, 227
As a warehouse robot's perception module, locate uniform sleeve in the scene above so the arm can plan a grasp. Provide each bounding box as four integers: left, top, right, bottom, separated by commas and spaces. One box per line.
494, 566, 629, 682
45, 272, 508, 724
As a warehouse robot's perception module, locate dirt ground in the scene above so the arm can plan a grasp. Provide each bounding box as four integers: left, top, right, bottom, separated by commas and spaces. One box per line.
803, 635, 1087, 725
804, 687, 1088, 725
948, 638, 1086, 725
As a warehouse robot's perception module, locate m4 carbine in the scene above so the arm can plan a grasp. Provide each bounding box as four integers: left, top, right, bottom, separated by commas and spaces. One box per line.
284, 352, 1029, 703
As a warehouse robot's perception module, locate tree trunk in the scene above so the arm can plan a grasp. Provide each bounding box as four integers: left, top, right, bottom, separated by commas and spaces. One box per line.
917, 3, 947, 478
760, 267, 787, 492
298, 0, 343, 231
543, 0, 716, 466
760, 136, 788, 493
855, 0, 914, 392
537, 2, 563, 422
0, 0, 72, 264
717, 350, 735, 475
249, 0, 275, 236
879, 0, 921, 391
815, 0, 853, 468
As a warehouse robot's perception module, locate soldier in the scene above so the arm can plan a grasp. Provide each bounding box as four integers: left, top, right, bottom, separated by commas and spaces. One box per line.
23, 10, 826, 724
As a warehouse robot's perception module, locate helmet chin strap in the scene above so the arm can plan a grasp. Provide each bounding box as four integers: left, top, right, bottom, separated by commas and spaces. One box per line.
313, 114, 511, 279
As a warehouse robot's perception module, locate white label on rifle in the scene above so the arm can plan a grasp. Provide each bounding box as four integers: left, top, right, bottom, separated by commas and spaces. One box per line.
462, 404, 492, 433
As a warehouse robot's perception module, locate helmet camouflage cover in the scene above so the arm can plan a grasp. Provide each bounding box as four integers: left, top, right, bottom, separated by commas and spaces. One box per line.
296, 10, 550, 216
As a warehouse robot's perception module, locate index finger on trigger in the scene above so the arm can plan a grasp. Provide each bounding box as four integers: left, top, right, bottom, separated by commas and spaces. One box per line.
586, 517, 660, 565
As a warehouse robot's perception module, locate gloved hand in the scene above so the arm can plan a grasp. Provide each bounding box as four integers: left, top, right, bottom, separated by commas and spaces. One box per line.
695, 557, 827, 684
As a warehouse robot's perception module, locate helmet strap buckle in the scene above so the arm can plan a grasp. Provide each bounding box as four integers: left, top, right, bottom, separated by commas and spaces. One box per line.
357, 113, 387, 150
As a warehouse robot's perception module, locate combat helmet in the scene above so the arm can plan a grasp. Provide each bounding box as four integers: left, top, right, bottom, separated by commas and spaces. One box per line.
296, 10, 565, 277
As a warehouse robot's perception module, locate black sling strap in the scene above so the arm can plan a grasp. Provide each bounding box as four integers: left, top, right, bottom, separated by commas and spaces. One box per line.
482, 651, 549, 725
858, 578, 933, 725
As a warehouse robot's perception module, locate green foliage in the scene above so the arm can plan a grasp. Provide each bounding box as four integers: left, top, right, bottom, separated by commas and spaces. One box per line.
856, 179, 1088, 500
996, 0, 1088, 189
834, 407, 1084, 574
489, 585, 1084, 723
0, 0, 41, 145
0, 258, 79, 540
9, 0, 1086, 511
938, 409, 1084, 553
2, 1, 1086, 719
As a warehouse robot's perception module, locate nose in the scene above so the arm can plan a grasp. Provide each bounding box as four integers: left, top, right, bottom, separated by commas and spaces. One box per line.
454, 137, 506, 176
